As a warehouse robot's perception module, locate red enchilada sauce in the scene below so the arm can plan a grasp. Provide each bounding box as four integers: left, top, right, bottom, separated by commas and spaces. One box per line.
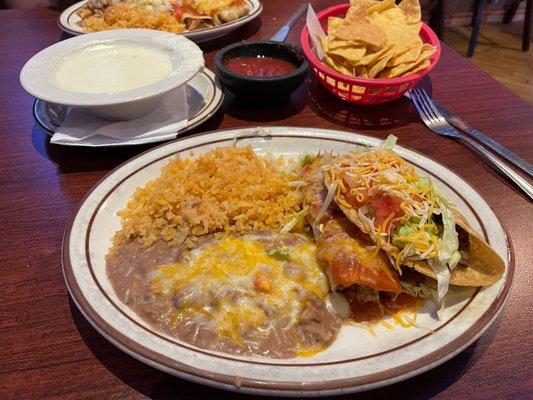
344, 291, 422, 323
226, 56, 296, 77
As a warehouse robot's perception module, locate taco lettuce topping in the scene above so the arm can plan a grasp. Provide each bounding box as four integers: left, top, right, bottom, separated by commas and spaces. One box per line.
327, 136, 461, 300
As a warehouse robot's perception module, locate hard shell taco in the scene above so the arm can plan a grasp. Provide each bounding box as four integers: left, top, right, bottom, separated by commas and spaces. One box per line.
324, 136, 505, 301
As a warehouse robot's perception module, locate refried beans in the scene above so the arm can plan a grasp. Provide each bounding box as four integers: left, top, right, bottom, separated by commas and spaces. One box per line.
107, 232, 341, 358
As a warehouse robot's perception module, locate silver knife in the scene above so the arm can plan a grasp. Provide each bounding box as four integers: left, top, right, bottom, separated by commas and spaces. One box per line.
434, 102, 533, 178
270, 4, 308, 42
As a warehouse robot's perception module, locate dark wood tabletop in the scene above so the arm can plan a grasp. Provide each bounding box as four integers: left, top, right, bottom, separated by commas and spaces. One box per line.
1, 1, 532, 399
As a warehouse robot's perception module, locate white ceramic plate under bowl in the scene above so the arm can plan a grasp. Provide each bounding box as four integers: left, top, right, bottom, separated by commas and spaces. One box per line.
58, 0, 263, 43
33, 68, 224, 146
62, 127, 512, 397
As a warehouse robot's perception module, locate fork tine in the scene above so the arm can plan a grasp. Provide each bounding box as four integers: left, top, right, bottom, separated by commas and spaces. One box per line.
413, 89, 435, 123
410, 90, 431, 125
419, 89, 442, 120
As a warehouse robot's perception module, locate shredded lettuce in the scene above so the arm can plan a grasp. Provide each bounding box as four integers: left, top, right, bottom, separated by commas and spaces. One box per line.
433, 186, 454, 207
393, 184, 459, 302
392, 217, 438, 248
402, 278, 445, 321
403, 315, 435, 333
326, 291, 351, 318
410, 215, 422, 224
437, 298, 446, 320
301, 154, 316, 166
428, 258, 451, 302
434, 186, 460, 270
381, 168, 404, 183
314, 182, 337, 225
311, 223, 320, 240
435, 195, 460, 270
398, 224, 417, 236
401, 279, 437, 300
288, 180, 307, 188
415, 177, 430, 189
449, 251, 461, 269
232, 128, 270, 147
280, 207, 308, 233
378, 134, 398, 150
267, 248, 291, 262
424, 195, 459, 302
358, 204, 376, 236
392, 223, 416, 247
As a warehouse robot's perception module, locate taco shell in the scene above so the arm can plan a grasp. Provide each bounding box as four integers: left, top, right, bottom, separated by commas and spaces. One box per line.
325, 174, 505, 287
411, 210, 505, 286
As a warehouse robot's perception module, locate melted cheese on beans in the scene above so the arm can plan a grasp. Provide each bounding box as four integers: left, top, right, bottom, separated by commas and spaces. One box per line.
148, 235, 329, 347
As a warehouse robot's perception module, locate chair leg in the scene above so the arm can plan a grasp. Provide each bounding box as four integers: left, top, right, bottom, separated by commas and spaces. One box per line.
432, 0, 445, 40
524, 0, 532, 51
467, 0, 487, 57
504, 0, 522, 24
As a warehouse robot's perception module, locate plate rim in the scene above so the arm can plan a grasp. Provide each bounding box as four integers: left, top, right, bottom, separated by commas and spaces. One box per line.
33, 68, 224, 144
57, 0, 263, 40
62, 126, 514, 395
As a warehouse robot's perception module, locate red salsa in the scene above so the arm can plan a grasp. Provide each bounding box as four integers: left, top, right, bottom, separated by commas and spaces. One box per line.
225, 56, 296, 77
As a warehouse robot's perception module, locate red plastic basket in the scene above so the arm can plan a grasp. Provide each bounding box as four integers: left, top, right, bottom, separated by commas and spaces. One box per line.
300, 4, 441, 105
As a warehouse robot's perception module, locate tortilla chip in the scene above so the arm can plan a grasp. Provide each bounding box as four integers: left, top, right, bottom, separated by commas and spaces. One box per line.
385, 43, 434, 77
399, 0, 421, 24
327, 16, 343, 43
380, 57, 425, 78
349, 0, 379, 9
416, 44, 436, 62
319, 36, 329, 54
347, 0, 379, 20
357, 45, 393, 66
325, 54, 358, 76
327, 46, 366, 66
404, 59, 430, 75
331, 9, 386, 48
370, 8, 422, 56
328, 39, 357, 51
367, 0, 396, 15
367, 53, 393, 77
388, 43, 425, 66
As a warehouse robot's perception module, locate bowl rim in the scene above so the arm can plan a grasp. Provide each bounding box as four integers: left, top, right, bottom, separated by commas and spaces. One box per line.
299, 4, 441, 86
214, 40, 309, 82
20, 29, 204, 107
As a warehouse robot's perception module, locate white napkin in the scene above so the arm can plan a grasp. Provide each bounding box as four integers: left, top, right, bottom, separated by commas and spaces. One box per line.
50, 86, 188, 147
306, 4, 327, 60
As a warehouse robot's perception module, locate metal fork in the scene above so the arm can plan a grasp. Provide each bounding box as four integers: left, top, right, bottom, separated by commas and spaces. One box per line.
410, 88, 533, 200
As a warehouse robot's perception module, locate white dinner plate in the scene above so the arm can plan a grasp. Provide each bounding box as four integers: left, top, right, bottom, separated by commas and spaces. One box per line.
58, 0, 263, 43
33, 68, 224, 146
62, 127, 512, 396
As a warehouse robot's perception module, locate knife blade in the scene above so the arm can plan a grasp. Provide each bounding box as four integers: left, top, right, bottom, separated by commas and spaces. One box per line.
270, 4, 308, 42
433, 102, 533, 178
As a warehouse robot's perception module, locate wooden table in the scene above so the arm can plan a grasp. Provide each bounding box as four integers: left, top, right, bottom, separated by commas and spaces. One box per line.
1, 2, 532, 399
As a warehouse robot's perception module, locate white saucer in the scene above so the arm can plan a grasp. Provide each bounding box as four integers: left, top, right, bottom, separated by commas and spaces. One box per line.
33, 69, 224, 147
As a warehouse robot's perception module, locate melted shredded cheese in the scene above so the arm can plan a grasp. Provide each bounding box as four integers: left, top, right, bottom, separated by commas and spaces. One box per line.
149, 235, 331, 353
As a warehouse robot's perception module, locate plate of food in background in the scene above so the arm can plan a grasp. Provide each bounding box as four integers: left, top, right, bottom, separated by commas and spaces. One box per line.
58, 0, 263, 42
62, 127, 511, 396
